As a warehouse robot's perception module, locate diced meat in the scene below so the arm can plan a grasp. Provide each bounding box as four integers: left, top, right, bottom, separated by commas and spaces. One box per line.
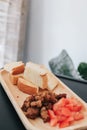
56, 93, 67, 100
25, 107, 40, 119
40, 107, 50, 122
21, 101, 30, 112
30, 100, 42, 108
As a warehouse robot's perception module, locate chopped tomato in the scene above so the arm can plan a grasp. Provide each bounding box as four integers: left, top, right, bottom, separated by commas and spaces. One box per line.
74, 112, 84, 121
53, 98, 69, 111
48, 110, 56, 119
49, 117, 58, 126
72, 105, 82, 112
61, 107, 71, 117
66, 116, 74, 124
66, 103, 82, 112
48, 97, 84, 128
57, 115, 67, 123
54, 107, 61, 115
66, 103, 74, 110
59, 120, 70, 128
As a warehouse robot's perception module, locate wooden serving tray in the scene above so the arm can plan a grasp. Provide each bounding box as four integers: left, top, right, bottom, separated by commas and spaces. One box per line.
0, 69, 87, 130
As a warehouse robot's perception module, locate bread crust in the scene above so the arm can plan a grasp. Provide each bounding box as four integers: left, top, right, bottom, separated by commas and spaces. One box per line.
9, 73, 23, 85
18, 78, 38, 95
11, 64, 25, 75
41, 74, 48, 89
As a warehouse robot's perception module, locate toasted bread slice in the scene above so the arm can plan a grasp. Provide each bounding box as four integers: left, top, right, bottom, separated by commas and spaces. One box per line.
9, 73, 24, 85
18, 78, 38, 95
24, 62, 58, 90
4, 61, 25, 75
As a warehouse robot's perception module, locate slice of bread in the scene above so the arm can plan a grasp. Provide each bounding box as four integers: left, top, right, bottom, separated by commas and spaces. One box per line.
18, 78, 38, 95
24, 62, 58, 90
24, 62, 48, 89
4, 61, 25, 75
46, 71, 59, 90
9, 73, 23, 85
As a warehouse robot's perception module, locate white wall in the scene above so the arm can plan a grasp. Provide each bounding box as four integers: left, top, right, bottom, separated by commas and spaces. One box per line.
25, 0, 44, 64
26, 0, 87, 68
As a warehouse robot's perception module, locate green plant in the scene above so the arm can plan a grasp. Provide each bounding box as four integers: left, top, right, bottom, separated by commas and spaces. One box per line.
78, 62, 87, 80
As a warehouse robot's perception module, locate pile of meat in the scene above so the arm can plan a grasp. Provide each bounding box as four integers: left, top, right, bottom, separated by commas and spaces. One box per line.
21, 89, 66, 122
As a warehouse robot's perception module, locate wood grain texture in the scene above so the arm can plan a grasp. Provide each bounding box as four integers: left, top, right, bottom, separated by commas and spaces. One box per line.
0, 69, 87, 130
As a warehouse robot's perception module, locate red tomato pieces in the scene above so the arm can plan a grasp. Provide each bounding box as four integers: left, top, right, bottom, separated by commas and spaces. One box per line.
48, 110, 56, 119
74, 112, 84, 121
59, 120, 70, 128
48, 97, 84, 128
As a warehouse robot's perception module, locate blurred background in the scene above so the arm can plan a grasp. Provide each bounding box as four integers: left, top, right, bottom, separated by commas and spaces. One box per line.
0, 0, 87, 79
25, 0, 87, 68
